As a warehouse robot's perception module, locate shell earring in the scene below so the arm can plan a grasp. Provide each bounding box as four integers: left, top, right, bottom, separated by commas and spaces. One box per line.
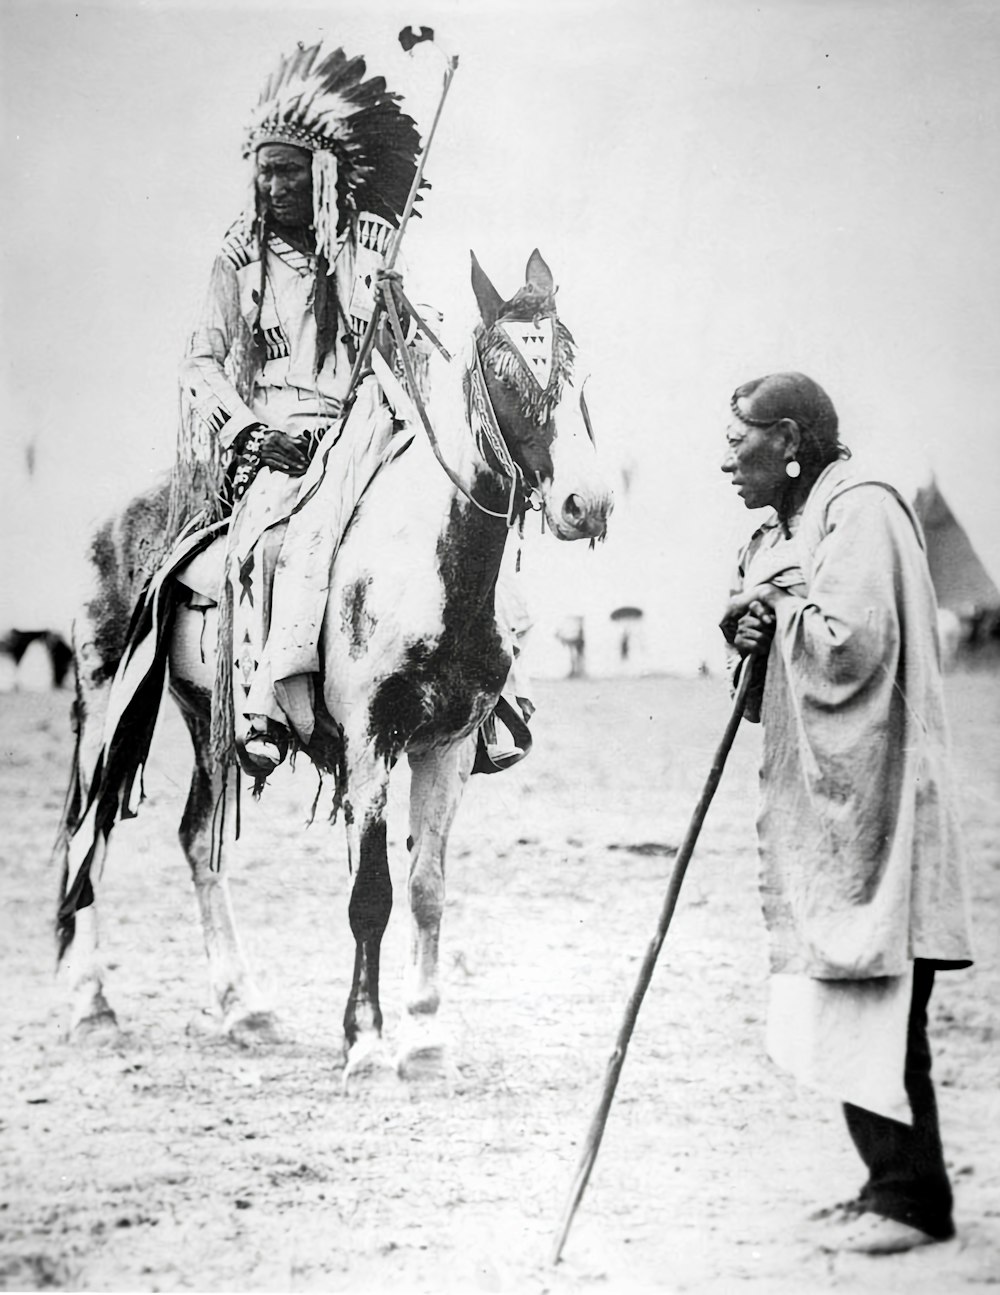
785, 459, 801, 479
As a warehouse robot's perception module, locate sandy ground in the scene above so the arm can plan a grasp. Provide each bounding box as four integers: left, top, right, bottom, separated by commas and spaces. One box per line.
1, 669, 998, 1294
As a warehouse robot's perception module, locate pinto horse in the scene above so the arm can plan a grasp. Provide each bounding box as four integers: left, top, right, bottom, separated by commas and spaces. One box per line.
56, 249, 613, 1081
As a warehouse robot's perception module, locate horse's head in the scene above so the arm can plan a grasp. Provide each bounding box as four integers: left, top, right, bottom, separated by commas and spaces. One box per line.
468, 249, 613, 541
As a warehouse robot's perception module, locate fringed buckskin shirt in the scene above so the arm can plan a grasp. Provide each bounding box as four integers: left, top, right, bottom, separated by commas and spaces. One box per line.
175, 214, 395, 522
733, 461, 973, 980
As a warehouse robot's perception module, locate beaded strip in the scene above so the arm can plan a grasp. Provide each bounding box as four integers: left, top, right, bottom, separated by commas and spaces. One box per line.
243, 125, 333, 157
231, 427, 267, 501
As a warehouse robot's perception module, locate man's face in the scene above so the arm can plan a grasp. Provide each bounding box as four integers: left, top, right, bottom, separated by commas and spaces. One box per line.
255, 143, 313, 228
720, 415, 788, 510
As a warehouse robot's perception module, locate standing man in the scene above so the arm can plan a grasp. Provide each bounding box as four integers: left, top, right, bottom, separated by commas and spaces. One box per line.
719, 372, 974, 1254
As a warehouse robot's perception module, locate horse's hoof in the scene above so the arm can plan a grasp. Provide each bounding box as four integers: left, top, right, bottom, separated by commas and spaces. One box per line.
69, 1008, 121, 1046
396, 1043, 459, 1087
342, 1034, 399, 1094
185, 1009, 221, 1038
223, 1009, 284, 1048
395, 1020, 458, 1086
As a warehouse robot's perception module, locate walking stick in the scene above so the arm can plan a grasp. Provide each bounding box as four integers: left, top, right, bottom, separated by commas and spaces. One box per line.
550, 658, 756, 1266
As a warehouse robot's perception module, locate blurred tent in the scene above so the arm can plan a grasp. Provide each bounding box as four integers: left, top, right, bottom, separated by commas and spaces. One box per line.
914, 477, 1000, 616
914, 477, 1000, 658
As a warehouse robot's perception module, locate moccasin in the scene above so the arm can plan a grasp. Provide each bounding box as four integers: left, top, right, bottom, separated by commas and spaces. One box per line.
819, 1213, 942, 1255
240, 734, 284, 776
807, 1196, 867, 1224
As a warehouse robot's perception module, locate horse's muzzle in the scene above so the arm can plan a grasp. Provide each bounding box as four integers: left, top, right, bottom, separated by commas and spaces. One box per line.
549, 489, 613, 540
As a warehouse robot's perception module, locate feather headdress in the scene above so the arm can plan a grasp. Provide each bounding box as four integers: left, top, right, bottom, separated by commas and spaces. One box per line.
243, 43, 422, 265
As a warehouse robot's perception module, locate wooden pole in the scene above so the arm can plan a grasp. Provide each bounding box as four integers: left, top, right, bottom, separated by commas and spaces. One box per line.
550, 660, 756, 1266
343, 51, 458, 400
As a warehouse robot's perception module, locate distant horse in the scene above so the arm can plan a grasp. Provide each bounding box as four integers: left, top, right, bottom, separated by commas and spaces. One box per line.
56, 249, 613, 1081
0, 629, 73, 691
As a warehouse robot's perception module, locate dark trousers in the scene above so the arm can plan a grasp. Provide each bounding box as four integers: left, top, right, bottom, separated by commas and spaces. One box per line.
842, 960, 955, 1239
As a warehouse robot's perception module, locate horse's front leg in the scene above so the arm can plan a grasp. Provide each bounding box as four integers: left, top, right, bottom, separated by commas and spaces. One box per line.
341, 748, 395, 1087
169, 669, 280, 1046
396, 737, 476, 1081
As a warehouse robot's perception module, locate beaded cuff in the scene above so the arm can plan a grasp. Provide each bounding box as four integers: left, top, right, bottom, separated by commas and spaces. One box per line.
230, 426, 267, 501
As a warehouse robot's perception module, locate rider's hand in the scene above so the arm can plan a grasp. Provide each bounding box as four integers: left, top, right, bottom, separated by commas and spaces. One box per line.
258, 429, 310, 476
375, 267, 411, 329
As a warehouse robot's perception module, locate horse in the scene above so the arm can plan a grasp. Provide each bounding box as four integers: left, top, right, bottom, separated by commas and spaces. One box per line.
55, 248, 613, 1082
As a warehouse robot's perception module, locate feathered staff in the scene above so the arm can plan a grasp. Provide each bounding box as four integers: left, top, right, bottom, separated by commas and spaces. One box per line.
343, 27, 459, 397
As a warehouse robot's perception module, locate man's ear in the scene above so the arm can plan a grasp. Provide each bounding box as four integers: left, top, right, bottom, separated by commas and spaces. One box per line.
776, 417, 802, 460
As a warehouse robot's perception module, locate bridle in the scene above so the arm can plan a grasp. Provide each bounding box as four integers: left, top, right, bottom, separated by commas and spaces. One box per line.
381, 282, 591, 525
466, 341, 534, 523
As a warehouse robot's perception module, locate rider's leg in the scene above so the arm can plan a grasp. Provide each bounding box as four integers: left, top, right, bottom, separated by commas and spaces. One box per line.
231, 521, 289, 775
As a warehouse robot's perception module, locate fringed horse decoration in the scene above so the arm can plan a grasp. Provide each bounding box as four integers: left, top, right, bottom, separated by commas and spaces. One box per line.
55, 250, 613, 1082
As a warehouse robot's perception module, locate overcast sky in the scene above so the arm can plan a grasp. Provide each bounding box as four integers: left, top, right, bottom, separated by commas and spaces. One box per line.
2, 0, 999, 666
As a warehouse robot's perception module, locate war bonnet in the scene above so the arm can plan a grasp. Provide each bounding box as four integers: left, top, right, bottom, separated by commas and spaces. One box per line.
243, 43, 422, 268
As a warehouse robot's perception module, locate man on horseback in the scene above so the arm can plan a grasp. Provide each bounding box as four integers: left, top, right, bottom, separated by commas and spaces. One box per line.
55, 37, 607, 1059
170, 43, 505, 778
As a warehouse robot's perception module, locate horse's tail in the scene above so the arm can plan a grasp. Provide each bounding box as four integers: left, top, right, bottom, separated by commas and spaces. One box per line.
52, 681, 88, 962
52, 480, 225, 960
52, 570, 180, 963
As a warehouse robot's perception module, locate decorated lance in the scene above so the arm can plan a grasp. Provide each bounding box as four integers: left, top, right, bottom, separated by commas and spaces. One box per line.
343, 28, 459, 402
550, 658, 757, 1266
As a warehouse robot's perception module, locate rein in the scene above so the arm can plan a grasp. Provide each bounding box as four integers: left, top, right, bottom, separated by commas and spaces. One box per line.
467, 344, 527, 525
382, 285, 534, 524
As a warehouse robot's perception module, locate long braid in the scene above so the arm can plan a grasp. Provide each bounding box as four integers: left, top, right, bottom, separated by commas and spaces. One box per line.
313, 251, 339, 375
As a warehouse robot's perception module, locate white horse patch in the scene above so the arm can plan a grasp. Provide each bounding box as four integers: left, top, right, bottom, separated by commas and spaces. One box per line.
500, 318, 554, 390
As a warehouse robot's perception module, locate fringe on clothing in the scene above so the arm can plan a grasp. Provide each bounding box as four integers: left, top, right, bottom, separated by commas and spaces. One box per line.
211, 574, 236, 769
167, 257, 261, 538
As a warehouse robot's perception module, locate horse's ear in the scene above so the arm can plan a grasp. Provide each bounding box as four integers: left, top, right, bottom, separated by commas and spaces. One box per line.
525, 249, 555, 296
470, 251, 502, 327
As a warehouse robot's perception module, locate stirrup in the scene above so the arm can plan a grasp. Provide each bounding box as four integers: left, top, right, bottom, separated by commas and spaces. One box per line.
473, 696, 533, 775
